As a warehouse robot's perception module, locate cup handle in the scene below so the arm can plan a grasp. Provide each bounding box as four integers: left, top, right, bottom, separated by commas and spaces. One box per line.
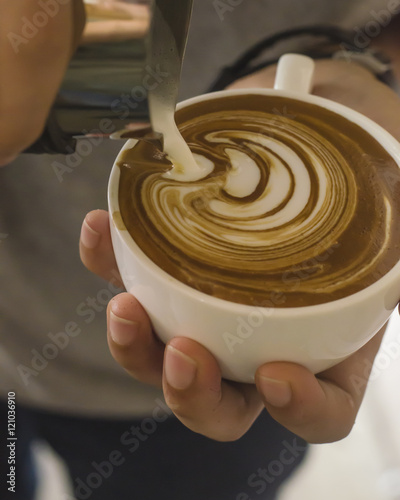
274, 54, 315, 94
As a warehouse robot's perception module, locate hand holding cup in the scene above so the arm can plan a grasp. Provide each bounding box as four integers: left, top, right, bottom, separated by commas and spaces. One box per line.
81, 55, 400, 443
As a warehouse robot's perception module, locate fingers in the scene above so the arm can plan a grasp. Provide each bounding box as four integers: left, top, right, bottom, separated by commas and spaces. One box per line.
162, 337, 263, 441
0, 0, 85, 163
106, 294, 263, 440
106, 295, 387, 444
256, 362, 356, 444
82, 2, 149, 44
107, 293, 165, 387
80, 210, 123, 287
82, 19, 148, 44
255, 325, 387, 443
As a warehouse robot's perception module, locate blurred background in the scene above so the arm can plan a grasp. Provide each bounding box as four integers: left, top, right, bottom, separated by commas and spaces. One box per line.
4, 1, 400, 499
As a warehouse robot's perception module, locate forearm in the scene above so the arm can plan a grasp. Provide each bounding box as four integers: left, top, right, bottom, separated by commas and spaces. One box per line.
0, 0, 85, 165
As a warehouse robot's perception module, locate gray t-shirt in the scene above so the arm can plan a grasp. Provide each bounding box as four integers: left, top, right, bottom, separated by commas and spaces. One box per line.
0, 0, 394, 417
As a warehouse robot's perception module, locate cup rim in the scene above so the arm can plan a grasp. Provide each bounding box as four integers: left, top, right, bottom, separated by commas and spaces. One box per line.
108, 88, 400, 317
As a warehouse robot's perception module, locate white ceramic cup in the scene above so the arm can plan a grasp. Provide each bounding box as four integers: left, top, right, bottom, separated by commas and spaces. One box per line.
108, 54, 400, 383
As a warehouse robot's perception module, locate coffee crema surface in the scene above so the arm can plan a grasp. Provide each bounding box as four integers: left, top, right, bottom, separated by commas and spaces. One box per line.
117, 95, 400, 307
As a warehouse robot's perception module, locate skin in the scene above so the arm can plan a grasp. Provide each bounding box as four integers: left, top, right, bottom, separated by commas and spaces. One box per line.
82, 2, 149, 44
0, 0, 149, 162
0, 0, 85, 165
1, 3, 399, 444
80, 59, 400, 444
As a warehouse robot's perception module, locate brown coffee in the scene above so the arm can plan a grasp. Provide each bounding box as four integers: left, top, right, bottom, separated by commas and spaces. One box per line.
117, 94, 400, 307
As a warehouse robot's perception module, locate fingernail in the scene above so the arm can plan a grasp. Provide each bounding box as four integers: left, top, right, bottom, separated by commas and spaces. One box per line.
109, 311, 140, 346
81, 219, 101, 249
258, 376, 292, 408
164, 345, 197, 390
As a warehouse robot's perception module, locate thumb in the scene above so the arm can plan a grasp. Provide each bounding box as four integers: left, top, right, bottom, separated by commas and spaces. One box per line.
255, 325, 386, 444
255, 362, 357, 444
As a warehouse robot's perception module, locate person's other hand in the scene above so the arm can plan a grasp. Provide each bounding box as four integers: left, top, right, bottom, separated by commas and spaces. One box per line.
80, 207, 389, 443
82, 1, 149, 44
0, 0, 86, 166
227, 59, 400, 140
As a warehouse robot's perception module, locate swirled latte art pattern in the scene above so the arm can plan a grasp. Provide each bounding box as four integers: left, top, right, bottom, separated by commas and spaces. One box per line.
118, 96, 400, 307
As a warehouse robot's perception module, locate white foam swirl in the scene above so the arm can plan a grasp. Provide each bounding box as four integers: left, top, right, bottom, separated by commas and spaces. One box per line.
143, 118, 358, 271
120, 102, 397, 305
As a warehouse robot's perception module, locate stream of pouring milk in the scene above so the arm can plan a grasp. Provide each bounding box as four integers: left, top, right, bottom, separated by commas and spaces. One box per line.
160, 108, 262, 199
151, 94, 214, 182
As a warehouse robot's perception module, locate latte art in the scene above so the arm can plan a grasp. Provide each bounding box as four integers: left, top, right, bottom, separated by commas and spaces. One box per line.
118, 95, 400, 307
